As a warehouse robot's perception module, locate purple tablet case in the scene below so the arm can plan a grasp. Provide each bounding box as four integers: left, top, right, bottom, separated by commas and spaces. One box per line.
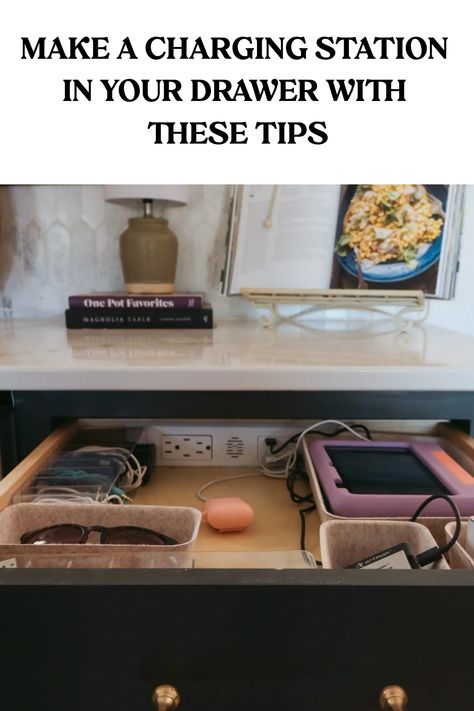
308, 440, 474, 517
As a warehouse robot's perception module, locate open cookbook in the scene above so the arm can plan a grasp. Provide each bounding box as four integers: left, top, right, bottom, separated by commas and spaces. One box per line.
221, 185, 464, 298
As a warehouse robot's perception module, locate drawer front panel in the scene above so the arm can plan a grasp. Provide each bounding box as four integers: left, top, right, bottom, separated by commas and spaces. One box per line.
1, 579, 472, 711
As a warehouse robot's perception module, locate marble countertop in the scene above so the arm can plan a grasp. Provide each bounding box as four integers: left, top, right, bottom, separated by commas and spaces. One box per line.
0, 318, 473, 391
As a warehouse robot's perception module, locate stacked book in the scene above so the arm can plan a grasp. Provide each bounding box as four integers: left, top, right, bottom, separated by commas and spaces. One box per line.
65, 293, 213, 329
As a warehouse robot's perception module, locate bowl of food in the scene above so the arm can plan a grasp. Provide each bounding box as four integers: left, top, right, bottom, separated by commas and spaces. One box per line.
335, 184, 446, 283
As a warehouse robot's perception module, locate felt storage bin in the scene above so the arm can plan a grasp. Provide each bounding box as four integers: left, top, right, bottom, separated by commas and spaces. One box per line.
0, 549, 319, 570
303, 438, 469, 546
319, 519, 450, 570
0, 547, 185, 569
444, 521, 474, 569
0, 503, 201, 558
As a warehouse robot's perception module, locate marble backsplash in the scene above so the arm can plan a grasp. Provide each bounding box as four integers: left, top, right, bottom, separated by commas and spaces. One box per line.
0, 184, 473, 334
0, 185, 249, 319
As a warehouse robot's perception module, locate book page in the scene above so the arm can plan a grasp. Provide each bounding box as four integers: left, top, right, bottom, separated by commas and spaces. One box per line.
228, 185, 340, 294
329, 185, 457, 297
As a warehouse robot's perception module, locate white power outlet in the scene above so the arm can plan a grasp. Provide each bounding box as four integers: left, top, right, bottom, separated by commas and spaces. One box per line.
148, 423, 304, 466
162, 435, 213, 461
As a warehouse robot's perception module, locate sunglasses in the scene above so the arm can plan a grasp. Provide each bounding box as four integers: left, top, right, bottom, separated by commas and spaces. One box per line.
20, 524, 178, 546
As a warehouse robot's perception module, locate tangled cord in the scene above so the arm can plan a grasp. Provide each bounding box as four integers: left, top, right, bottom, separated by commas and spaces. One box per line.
29, 447, 147, 505
260, 421, 371, 552
72, 446, 147, 493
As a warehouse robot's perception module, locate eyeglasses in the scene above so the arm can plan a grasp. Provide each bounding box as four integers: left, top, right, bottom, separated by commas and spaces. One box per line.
20, 524, 178, 546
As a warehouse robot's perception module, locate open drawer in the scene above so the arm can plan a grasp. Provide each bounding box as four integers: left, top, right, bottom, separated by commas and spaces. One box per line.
1, 419, 474, 561
0, 420, 320, 563
2, 420, 474, 711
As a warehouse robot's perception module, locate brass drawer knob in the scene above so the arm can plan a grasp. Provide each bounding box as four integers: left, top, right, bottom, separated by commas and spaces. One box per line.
152, 684, 181, 711
380, 685, 408, 711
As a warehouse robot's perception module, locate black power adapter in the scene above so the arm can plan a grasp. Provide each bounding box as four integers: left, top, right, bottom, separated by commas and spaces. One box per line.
348, 543, 420, 570
132, 443, 156, 486
346, 494, 462, 570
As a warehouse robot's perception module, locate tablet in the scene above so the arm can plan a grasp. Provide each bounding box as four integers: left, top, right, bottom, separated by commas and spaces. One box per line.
307, 440, 474, 517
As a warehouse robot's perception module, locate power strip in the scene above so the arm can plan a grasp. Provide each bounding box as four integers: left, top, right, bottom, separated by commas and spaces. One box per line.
146, 423, 305, 467
78, 418, 442, 468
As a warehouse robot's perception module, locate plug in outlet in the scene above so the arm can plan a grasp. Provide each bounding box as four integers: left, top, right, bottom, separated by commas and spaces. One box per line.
162, 435, 213, 461
257, 434, 298, 462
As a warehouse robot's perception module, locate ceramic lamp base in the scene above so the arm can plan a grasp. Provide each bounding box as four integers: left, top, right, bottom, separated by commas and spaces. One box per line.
120, 217, 178, 295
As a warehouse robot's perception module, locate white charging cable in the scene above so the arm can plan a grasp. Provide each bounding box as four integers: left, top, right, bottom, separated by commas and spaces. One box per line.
261, 419, 370, 480
31, 488, 129, 505
196, 473, 262, 502
197, 420, 370, 501
72, 446, 147, 492
30, 486, 101, 505
27, 445, 147, 505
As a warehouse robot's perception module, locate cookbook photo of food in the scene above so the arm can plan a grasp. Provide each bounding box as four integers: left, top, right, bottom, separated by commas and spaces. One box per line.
222, 184, 463, 299
331, 185, 462, 296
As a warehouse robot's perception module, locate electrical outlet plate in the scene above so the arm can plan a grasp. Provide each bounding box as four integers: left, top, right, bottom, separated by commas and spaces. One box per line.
148, 423, 304, 467
162, 435, 213, 461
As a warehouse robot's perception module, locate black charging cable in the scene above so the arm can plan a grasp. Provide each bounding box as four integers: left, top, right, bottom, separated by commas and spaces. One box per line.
269, 424, 373, 558
411, 494, 462, 568
268, 423, 372, 456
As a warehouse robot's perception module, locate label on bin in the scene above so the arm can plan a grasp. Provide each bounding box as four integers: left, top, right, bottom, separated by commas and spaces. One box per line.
347, 543, 418, 570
